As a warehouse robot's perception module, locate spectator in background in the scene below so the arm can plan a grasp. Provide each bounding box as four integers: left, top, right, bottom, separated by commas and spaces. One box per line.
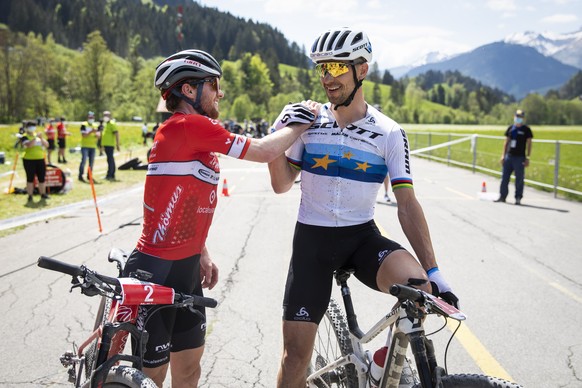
101, 110, 120, 181
152, 122, 160, 137
142, 122, 149, 145
57, 116, 71, 163
78, 111, 100, 182
495, 109, 533, 205
44, 119, 57, 165
21, 121, 49, 202
383, 176, 391, 202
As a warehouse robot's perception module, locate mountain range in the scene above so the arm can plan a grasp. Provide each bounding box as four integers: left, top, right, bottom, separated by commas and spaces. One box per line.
395, 30, 582, 99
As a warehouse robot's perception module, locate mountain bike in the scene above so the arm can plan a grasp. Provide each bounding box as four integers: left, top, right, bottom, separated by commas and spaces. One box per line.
307, 268, 523, 388
37, 248, 218, 388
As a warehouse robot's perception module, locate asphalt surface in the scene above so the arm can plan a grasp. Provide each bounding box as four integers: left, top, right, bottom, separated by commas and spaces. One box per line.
0, 155, 581, 387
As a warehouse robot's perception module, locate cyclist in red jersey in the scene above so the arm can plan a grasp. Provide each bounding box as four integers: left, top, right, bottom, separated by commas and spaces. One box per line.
123, 49, 319, 388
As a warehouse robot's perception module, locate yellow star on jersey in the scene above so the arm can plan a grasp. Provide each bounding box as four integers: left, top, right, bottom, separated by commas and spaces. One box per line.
312, 154, 337, 170
343, 151, 354, 160
355, 161, 371, 171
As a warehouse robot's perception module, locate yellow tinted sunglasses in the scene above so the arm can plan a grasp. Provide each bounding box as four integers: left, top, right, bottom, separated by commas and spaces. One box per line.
315, 62, 350, 78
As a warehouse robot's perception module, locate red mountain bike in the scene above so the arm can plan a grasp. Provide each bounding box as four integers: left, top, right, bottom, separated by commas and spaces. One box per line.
38, 248, 217, 388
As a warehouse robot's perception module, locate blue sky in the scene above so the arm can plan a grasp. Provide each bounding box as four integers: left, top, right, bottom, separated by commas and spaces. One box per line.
196, 0, 581, 70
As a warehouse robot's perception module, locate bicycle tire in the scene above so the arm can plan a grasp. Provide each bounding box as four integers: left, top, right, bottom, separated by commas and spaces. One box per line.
308, 297, 358, 388
81, 365, 157, 388
85, 295, 113, 378
411, 373, 523, 388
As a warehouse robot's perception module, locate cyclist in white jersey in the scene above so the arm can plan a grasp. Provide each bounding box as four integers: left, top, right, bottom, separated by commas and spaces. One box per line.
268, 28, 459, 388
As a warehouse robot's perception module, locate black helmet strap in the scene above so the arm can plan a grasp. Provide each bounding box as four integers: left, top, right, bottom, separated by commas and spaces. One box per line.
171, 82, 209, 117
334, 64, 363, 110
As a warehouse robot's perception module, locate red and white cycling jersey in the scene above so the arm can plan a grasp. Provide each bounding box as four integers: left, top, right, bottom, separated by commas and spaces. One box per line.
136, 113, 250, 260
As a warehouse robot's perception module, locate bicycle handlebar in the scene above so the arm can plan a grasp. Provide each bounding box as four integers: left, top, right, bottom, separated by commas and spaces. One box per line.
389, 283, 425, 303
38, 256, 119, 285
175, 293, 218, 309
38, 256, 218, 309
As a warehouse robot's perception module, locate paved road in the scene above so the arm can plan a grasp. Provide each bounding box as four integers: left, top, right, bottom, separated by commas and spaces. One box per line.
0, 155, 580, 387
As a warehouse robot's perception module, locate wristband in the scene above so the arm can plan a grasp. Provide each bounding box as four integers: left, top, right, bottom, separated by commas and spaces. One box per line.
426, 267, 439, 276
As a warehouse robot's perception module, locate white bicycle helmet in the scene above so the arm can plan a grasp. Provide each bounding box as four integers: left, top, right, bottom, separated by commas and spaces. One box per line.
310, 28, 372, 64
154, 49, 222, 96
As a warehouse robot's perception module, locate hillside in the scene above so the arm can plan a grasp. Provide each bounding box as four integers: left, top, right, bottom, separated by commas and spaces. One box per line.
0, 0, 309, 67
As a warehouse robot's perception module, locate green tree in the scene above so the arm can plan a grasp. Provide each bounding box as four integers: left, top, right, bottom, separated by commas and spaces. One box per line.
231, 94, 254, 122
73, 31, 113, 115
240, 53, 273, 107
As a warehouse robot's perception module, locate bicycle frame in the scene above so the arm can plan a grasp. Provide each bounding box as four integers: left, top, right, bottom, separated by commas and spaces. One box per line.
307, 269, 466, 388
60, 277, 177, 387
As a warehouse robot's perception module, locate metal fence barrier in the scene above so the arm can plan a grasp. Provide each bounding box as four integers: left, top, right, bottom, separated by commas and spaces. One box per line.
408, 132, 582, 199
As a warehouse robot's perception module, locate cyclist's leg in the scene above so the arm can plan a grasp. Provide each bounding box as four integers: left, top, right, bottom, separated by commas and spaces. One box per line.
279, 222, 338, 387
169, 347, 204, 387
142, 363, 169, 387
168, 268, 206, 387
350, 223, 430, 294
278, 321, 318, 388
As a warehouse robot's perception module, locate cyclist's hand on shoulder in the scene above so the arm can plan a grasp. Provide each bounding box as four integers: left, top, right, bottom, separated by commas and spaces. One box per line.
270, 101, 319, 133
427, 267, 459, 309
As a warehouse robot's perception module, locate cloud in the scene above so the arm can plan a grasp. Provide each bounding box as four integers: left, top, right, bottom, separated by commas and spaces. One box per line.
486, 0, 517, 10
541, 13, 579, 23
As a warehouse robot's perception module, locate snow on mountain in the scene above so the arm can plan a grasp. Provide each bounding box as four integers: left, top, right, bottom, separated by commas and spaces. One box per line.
504, 29, 582, 68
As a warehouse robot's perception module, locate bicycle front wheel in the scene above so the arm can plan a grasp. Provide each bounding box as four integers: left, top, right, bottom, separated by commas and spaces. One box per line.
82, 365, 157, 387
413, 373, 523, 388
308, 298, 358, 388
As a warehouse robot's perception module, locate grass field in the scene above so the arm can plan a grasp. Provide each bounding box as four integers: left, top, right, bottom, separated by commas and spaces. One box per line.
0, 123, 150, 225
1, 123, 581, 227
404, 124, 582, 199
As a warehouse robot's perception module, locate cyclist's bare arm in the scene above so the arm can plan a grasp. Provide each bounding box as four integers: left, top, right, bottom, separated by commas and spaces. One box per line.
268, 154, 300, 194
243, 124, 310, 163
393, 187, 438, 272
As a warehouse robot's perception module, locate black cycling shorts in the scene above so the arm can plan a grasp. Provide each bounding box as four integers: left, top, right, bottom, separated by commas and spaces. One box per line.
57, 138, 66, 149
123, 250, 206, 368
23, 159, 46, 183
283, 220, 406, 324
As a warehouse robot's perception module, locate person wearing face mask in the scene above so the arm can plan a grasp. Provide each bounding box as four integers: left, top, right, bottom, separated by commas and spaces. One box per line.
101, 110, 120, 181
21, 121, 49, 202
495, 109, 533, 205
78, 111, 100, 183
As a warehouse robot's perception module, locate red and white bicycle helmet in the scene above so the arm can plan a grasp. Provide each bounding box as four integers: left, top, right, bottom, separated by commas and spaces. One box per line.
309, 28, 373, 64
154, 49, 222, 97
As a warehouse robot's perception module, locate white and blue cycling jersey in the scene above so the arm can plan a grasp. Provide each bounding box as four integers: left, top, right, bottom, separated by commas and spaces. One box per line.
285, 103, 413, 227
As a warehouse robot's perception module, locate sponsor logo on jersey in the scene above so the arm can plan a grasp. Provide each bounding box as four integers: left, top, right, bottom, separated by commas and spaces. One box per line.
153, 185, 184, 243
309, 121, 383, 139
400, 129, 410, 174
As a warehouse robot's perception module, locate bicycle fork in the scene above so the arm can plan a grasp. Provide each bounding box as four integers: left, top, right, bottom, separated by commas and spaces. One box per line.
383, 307, 438, 388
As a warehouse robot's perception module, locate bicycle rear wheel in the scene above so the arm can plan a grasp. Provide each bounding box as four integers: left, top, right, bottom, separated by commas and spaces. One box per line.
308, 298, 358, 388
85, 295, 113, 378
81, 365, 157, 387
412, 373, 522, 388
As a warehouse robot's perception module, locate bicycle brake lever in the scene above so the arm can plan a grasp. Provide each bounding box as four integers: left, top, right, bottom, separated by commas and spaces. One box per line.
69, 280, 82, 293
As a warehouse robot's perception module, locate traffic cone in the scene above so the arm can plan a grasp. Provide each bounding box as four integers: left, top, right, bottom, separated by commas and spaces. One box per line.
481, 181, 487, 192
222, 179, 230, 196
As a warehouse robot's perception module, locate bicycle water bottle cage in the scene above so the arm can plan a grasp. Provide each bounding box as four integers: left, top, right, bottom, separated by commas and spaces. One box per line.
130, 269, 153, 281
